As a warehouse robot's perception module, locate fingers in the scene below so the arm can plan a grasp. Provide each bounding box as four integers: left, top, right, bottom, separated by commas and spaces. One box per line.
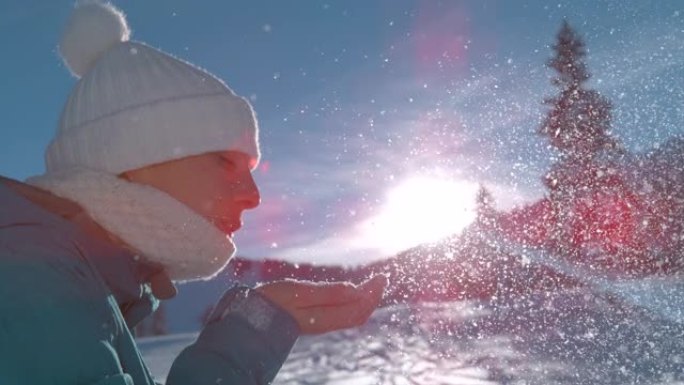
359, 274, 389, 299
299, 297, 373, 334
299, 275, 389, 334
256, 275, 390, 334
295, 275, 387, 309
295, 281, 361, 309
257, 279, 360, 306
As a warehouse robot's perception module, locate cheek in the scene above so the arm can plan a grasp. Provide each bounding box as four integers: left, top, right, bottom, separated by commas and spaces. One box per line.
187, 169, 242, 215
199, 199, 215, 213
201, 185, 234, 215
183, 180, 224, 216
201, 188, 229, 212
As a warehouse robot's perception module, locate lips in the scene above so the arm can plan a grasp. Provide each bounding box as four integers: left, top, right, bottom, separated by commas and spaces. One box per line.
215, 219, 241, 236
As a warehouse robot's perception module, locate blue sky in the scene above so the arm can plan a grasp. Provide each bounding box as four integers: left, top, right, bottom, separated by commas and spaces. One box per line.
1, 1, 682, 265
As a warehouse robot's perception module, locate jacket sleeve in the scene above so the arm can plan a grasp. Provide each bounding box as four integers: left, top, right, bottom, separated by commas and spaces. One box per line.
166, 285, 300, 385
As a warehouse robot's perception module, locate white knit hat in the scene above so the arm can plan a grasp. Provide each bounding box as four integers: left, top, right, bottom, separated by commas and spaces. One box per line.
48, 2, 260, 175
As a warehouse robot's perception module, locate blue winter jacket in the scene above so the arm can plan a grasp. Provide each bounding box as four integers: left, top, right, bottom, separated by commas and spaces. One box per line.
0, 177, 299, 384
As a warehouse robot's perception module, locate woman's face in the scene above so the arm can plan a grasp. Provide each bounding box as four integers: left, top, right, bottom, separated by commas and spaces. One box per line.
121, 151, 260, 236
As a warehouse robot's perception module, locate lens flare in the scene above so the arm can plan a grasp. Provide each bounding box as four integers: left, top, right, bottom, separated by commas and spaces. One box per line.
356, 175, 478, 255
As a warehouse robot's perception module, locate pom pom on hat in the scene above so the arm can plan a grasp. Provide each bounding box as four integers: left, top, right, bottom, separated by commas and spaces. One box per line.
47, 2, 261, 176
59, 1, 130, 78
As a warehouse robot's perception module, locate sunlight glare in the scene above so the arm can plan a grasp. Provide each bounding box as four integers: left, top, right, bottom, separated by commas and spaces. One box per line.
356, 175, 478, 255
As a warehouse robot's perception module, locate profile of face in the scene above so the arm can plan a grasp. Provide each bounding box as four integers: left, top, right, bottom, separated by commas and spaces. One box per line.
121, 151, 260, 236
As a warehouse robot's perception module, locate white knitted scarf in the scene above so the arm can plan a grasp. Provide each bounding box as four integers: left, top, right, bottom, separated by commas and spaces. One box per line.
27, 168, 235, 282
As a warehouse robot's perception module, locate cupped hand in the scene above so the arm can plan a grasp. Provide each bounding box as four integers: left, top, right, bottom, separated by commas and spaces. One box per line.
255, 275, 388, 335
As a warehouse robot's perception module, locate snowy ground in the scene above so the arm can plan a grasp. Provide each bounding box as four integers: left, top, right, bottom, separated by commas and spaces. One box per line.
139, 278, 684, 385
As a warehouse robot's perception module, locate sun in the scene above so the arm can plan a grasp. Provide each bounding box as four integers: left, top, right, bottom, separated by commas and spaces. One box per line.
356, 175, 478, 255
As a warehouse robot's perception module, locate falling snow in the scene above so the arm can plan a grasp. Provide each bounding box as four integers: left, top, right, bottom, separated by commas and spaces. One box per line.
6, 0, 682, 384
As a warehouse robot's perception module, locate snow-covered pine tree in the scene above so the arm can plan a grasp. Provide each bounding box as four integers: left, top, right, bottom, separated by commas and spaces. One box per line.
539, 21, 635, 265
540, 20, 618, 195
475, 184, 495, 228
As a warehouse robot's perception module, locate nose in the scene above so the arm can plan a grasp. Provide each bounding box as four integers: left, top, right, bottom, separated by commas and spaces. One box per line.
236, 172, 261, 210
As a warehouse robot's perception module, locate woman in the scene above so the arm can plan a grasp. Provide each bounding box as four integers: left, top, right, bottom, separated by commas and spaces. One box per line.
0, 3, 387, 384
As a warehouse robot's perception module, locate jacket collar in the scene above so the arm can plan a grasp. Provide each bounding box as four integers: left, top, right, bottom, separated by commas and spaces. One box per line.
0, 176, 171, 312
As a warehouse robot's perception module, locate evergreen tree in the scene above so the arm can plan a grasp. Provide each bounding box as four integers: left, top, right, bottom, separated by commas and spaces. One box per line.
538, 21, 627, 263
475, 184, 495, 227
540, 20, 618, 194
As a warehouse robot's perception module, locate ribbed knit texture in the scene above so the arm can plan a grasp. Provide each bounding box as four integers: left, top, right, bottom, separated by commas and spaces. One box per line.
27, 168, 236, 282
48, 41, 259, 175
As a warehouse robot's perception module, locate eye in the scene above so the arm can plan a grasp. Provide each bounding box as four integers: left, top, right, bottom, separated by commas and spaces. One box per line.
218, 155, 237, 171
